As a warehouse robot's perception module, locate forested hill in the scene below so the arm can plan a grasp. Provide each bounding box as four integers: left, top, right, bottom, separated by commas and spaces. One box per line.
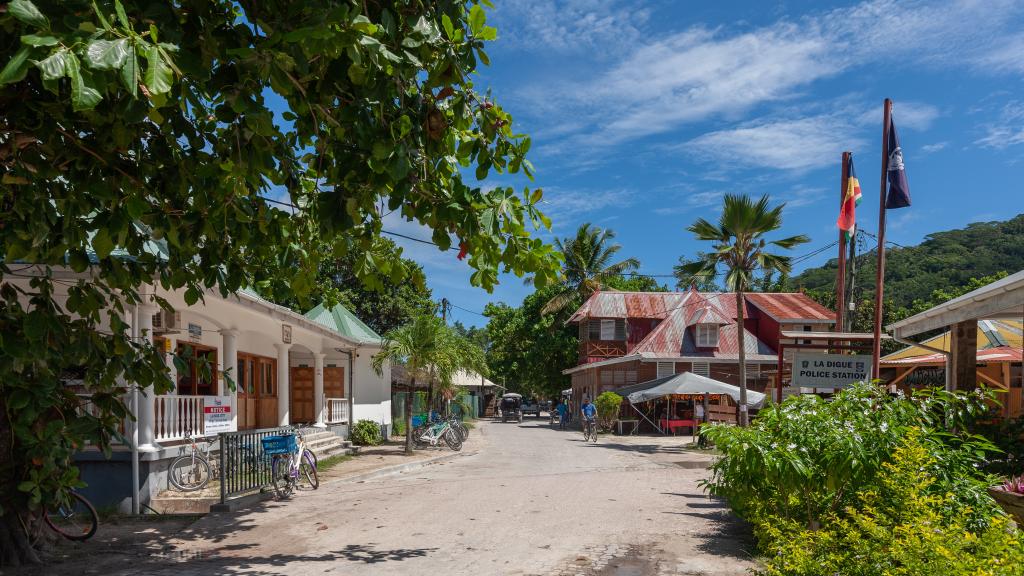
793, 214, 1024, 309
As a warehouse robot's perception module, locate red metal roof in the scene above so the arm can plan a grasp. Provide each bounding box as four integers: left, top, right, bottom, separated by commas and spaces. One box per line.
567, 291, 689, 323
881, 345, 1023, 366
744, 292, 835, 322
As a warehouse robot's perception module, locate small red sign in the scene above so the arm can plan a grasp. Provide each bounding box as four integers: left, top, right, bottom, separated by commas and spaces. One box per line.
204, 406, 230, 414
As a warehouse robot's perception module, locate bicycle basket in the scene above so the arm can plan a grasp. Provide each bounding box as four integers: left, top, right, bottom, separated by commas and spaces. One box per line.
261, 434, 297, 455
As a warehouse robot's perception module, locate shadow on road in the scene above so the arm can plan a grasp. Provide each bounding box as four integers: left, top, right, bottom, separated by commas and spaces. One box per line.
333, 543, 438, 564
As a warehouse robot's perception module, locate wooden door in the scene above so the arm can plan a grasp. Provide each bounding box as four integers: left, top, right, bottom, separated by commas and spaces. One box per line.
290, 367, 315, 424
257, 358, 278, 429
237, 357, 258, 430
324, 367, 345, 398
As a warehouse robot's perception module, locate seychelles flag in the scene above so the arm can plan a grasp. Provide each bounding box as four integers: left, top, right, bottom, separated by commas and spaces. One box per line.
885, 116, 911, 208
837, 157, 861, 239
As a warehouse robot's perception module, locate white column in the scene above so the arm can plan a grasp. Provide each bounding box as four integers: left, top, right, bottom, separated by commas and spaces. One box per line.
276, 343, 290, 426
313, 352, 326, 427
137, 304, 160, 451
222, 329, 238, 431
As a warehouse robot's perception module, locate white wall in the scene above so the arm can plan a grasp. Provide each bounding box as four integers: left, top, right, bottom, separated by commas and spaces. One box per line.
352, 350, 391, 425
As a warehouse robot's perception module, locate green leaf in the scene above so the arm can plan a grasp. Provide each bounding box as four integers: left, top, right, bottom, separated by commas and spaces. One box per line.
120, 43, 138, 97
36, 49, 67, 81
9, 0, 49, 30
347, 62, 366, 85
468, 5, 486, 36
115, 0, 130, 29
477, 26, 498, 41
84, 38, 129, 70
91, 228, 115, 259
20, 34, 58, 47
65, 52, 103, 110
441, 14, 454, 40
0, 47, 32, 85
92, 0, 114, 32
476, 46, 490, 66
143, 45, 172, 95
350, 15, 377, 34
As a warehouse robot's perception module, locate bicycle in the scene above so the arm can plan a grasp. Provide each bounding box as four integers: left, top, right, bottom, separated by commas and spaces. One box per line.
43, 490, 98, 541
447, 414, 468, 442
263, 429, 319, 499
582, 418, 598, 443
415, 419, 462, 451
168, 432, 216, 491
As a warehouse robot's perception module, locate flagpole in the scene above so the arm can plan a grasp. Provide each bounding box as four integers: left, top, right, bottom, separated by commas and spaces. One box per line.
836, 151, 850, 335
872, 98, 893, 379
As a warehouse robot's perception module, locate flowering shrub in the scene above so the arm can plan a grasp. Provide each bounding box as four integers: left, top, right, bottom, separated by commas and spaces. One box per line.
1003, 475, 1024, 495
755, 430, 1024, 575
702, 382, 1001, 533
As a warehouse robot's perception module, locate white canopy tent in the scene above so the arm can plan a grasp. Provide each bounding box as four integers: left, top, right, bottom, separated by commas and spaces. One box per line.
626, 372, 766, 408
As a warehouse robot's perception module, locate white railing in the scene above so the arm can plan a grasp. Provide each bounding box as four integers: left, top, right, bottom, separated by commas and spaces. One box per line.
155, 395, 206, 442
326, 398, 349, 424
75, 393, 128, 445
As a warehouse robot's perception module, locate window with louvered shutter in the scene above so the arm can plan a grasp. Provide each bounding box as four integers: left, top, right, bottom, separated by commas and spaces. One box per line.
600, 319, 616, 340
626, 370, 637, 385
613, 370, 625, 386
656, 362, 674, 379
600, 371, 613, 386
589, 320, 601, 340
693, 362, 710, 377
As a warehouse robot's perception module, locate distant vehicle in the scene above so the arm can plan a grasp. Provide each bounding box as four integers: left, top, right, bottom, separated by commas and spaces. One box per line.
500, 393, 523, 423
521, 398, 545, 418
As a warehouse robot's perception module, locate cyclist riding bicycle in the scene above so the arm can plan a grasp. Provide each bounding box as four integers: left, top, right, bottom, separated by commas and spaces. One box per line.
580, 398, 597, 436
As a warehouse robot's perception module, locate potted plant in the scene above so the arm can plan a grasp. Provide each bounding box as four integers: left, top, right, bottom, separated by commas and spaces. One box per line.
989, 476, 1024, 525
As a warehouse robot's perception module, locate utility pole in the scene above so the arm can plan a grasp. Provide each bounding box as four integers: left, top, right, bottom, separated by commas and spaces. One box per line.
872, 98, 893, 379
836, 151, 851, 334
440, 297, 449, 323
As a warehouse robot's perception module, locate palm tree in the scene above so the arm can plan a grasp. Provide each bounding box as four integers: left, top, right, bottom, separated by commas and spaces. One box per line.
373, 314, 486, 453
679, 194, 809, 426
540, 223, 641, 316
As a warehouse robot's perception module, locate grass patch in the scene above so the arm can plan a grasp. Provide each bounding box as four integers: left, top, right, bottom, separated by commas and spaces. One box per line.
317, 453, 354, 472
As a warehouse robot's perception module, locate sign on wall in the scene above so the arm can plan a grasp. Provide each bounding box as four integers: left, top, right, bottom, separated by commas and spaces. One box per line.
792, 353, 872, 389
188, 322, 202, 342
203, 396, 235, 434
282, 324, 292, 344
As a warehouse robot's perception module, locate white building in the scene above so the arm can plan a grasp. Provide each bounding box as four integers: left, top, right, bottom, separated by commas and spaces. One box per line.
11, 267, 391, 509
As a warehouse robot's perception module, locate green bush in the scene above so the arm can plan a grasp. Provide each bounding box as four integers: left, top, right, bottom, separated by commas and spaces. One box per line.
351, 419, 383, 446
391, 419, 405, 437
703, 382, 1001, 533
756, 430, 1024, 575
595, 392, 623, 432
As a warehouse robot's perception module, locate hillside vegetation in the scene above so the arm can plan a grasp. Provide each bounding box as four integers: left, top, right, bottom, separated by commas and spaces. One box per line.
794, 214, 1024, 308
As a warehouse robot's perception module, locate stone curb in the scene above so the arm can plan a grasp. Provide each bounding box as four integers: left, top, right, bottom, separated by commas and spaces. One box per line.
325, 447, 478, 484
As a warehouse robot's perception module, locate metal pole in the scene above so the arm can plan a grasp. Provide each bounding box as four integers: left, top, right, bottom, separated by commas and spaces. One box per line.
776, 343, 785, 404
872, 98, 893, 379
130, 304, 140, 515
836, 151, 850, 333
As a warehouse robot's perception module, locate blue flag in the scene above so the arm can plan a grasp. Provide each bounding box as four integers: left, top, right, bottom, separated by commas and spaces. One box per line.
885, 116, 911, 209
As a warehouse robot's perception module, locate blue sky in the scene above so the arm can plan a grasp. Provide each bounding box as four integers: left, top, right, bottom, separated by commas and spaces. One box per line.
385, 0, 1024, 327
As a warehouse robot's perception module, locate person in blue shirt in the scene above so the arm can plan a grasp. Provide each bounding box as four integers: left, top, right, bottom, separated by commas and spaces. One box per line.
556, 400, 568, 429
580, 397, 597, 435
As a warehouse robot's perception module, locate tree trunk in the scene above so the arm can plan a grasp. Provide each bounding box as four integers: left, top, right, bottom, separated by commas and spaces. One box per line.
405, 378, 415, 454
0, 399, 44, 566
736, 290, 749, 427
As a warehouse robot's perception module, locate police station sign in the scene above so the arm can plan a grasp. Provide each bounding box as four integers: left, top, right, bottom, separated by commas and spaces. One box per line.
792, 353, 872, 389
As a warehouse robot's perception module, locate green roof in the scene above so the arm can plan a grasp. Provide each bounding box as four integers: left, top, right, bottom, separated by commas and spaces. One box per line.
304, 302, 382, 344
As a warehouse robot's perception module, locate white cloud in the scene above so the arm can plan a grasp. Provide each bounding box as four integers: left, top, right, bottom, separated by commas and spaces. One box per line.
521, 0, 1023, 150
492, 0, 649, 53
682, 114, 866, 172
653, 190, 725, 215
540, 187, 635, 221
781, 186, 827, 209
978, 33, 1024, 73
921, 141, 949, 154
975, 101, 1024, 149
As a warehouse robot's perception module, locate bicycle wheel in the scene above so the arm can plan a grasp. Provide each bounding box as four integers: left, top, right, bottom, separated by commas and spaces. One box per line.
298, 450, 319, 490
168, 453, 211, 491
443, 428, 463, 451
271, 454, 294, 499
44, 491, 98, 541
591, 424, 598, 443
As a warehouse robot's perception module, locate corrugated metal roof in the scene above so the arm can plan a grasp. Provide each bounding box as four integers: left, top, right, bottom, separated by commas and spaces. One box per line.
883, 319, 1023, 362
882, 345, 1022, 366
303, 302, 383, 344
745, 292, 835, 322
567, 291, 689, 322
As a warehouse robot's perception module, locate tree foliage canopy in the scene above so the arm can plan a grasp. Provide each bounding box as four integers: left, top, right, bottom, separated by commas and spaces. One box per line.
0, 0, 557, 564
539, 222, 640, 316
